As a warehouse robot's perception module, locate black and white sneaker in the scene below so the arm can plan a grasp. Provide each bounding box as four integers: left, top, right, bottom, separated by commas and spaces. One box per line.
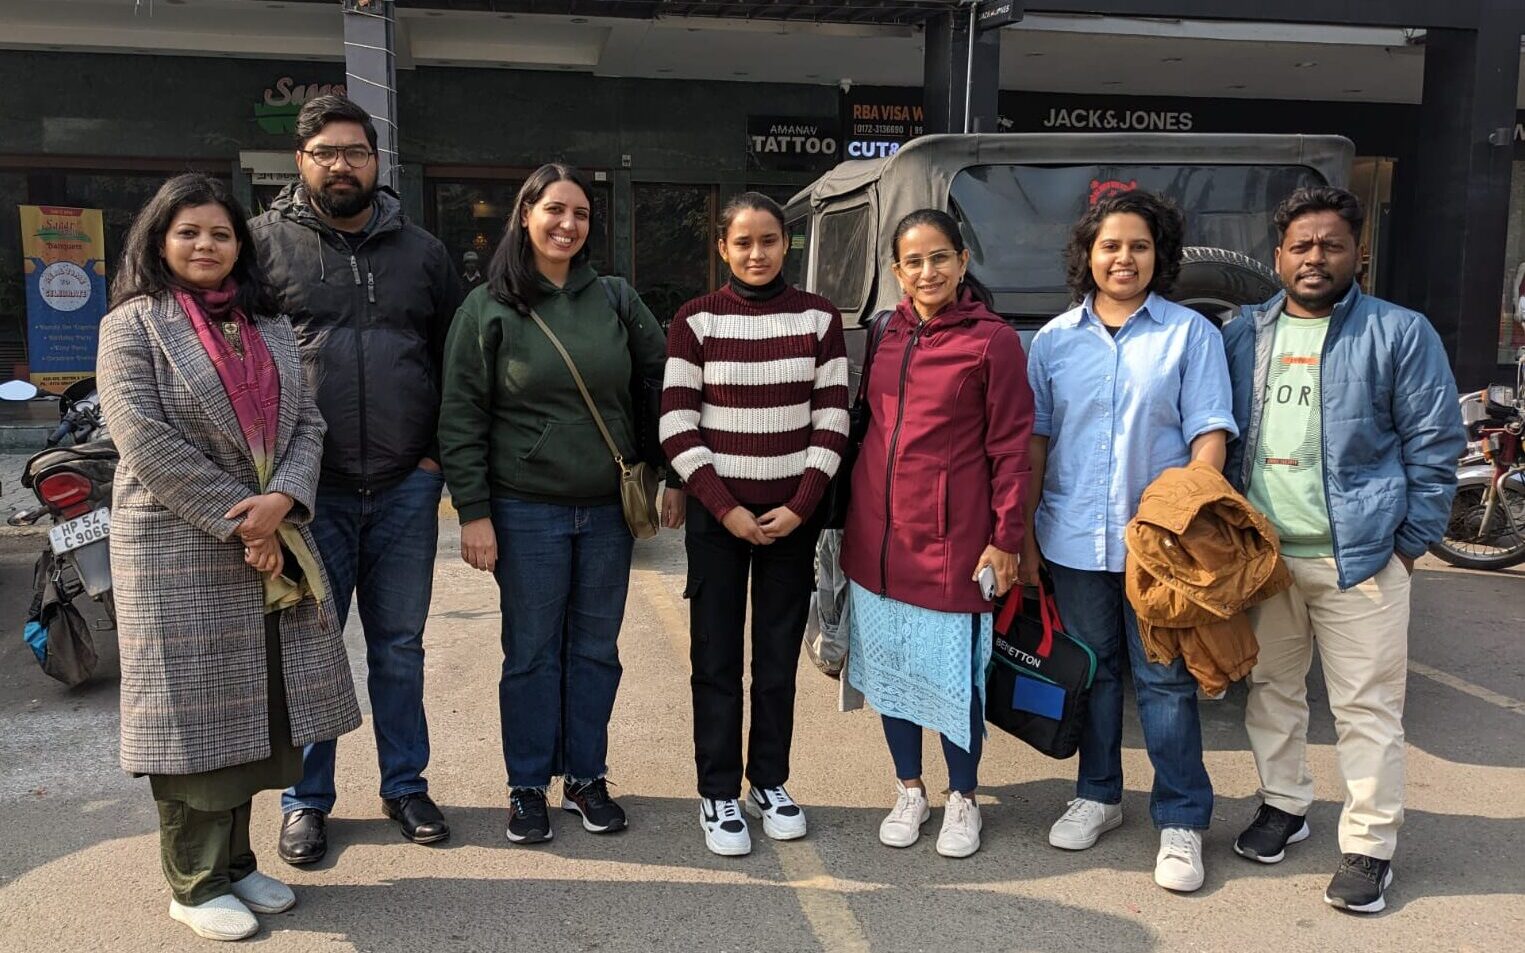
1233, 803, 1310, 864
700, 797, 752, 857
746, 785, 807, 840
562, 777, 627, 833
506, 788, 553, 844
1325, 853, 1394, 914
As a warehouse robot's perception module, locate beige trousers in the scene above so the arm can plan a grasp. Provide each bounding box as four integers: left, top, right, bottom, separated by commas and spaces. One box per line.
1245, 554, 1411, 859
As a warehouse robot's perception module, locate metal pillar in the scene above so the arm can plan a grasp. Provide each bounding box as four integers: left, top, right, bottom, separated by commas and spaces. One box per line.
923, 8, 1001, 134
1402, 13, 1523, 387
341, 0, 400, 190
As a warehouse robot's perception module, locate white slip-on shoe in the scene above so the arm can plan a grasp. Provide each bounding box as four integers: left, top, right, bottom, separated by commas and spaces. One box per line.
879, 782, 931, 848
229, 869, 296, 914
1154, 827, 1206, 893
700, 797, 752, 857
746, 785, 808, 841
168, 894, 259, 942
936, 791, 983, 858
1048, 798, 1123, 851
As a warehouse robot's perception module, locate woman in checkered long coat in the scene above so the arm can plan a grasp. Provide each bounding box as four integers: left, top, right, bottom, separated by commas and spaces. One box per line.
97, 173, 360, 941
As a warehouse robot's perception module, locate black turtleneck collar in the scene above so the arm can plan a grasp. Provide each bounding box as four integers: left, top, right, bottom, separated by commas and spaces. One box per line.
728, 272, 788, 303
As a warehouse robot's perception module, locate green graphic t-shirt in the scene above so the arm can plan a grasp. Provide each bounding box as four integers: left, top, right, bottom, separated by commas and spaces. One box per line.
1247, 314, 1334, 557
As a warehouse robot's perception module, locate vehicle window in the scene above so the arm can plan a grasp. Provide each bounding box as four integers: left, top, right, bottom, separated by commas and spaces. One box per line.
814, 204, 873, 312
950, 164, 1325, 293
783, 213, 810, 289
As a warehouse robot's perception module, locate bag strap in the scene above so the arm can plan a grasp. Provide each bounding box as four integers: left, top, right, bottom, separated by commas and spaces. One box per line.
993, 578, 1064, 659
527, 308, 627, 472
854, 309, 893, 406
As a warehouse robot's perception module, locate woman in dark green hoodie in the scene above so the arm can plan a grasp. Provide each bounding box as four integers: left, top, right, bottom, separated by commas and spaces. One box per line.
438, 163, 667, 845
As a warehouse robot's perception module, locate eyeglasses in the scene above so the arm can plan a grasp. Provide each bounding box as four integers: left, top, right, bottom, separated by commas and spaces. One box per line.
299, 146, 375, 168
894, 250, 959, 274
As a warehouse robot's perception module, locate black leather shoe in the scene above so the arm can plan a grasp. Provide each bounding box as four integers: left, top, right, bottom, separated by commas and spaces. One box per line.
382, 792, 450, 845
278, 809, 328, 866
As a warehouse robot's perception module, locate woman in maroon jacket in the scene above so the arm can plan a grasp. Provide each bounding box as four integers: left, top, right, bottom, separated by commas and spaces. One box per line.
840, 209, 1034, 858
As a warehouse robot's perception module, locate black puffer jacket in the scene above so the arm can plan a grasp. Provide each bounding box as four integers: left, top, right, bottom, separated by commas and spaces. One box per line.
251, 185, 464, 491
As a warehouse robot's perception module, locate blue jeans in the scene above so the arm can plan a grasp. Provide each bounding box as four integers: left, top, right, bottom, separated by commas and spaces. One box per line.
282, 466, 443, 815
491, 499, 632, 790
1046, 563, 1213, 830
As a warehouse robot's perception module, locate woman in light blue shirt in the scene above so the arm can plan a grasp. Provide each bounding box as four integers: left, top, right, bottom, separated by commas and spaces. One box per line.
1022, 190, 1237, 895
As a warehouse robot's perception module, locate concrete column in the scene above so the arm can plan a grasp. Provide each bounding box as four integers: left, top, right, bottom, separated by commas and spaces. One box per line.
1403, 14, 1524, 387
341, 0, 400, 190
923, 9, 1001, 134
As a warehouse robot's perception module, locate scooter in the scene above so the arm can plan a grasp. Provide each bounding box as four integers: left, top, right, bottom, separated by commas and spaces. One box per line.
4, 378, 118, 634
1430, 351, 1525, 571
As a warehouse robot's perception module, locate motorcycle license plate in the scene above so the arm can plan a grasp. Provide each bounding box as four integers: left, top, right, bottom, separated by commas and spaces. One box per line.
49, 507, 111, 555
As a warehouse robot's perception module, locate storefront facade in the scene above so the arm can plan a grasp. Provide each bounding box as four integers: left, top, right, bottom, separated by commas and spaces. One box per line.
2, 44, 1523, 379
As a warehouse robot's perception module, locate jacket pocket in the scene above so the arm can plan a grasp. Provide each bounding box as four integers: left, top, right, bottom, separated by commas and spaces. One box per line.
890, 453, 949, 537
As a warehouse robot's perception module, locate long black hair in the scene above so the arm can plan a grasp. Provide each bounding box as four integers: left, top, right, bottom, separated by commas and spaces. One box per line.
487, 163, 596, 314
889, 208, 996, 311
1064, 189, 1185, 299
110, 173, 276, 316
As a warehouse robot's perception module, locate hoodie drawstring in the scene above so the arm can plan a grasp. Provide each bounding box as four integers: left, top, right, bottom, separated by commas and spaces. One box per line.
314, 229, 327, 283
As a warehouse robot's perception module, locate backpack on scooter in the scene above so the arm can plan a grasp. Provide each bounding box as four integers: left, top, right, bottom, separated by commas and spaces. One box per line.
23, 549, 98, 687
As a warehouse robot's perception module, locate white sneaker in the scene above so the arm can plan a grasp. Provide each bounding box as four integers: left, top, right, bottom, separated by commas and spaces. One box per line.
1154, 827, 1206, 892
229, 869, 296, 914
1048, 798, 1123, 850
746, 785, 807, 841
878, 781, 931, 848
168, 894, 259, 942
699, 797, 752, 856
936, 791, 982, 858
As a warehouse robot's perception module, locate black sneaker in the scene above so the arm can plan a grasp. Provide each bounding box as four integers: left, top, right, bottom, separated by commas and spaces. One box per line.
506, 788, 553, 844
1233, 803, 1310, 864
1325, 853, 1394, 914
562, 777, 628, 834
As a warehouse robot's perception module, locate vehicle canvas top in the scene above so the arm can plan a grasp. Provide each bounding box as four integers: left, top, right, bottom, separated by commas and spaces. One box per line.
786, 132, 1354, 328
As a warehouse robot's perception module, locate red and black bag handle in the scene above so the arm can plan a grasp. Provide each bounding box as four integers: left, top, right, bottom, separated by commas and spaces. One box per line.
994, 579, 1065, 659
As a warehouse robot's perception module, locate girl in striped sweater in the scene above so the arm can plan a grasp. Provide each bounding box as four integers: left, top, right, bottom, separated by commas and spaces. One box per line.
659, 192, 849, 857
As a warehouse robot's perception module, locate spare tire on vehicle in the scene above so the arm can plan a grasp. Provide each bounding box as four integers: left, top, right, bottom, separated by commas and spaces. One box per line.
1171, 246, 1280, 327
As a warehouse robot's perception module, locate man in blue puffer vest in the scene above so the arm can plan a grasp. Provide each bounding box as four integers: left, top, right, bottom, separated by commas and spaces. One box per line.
1222, 187, 1464, 915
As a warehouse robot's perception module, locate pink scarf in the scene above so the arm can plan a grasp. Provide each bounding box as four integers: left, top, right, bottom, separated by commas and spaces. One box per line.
175, 281, 322, 611
173, 281, 281, 484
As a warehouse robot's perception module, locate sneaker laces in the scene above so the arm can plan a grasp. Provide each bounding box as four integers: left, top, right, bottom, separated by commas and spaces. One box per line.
1338, 854, 1382, 884
570, 777, 614, 807
1059, 798, 1101, 824
757, 785, 798, 813
945, 793, 973, 825
713, 798, 742, 823
1161, 828, 1199, 861
888, 787, 925, 824
510, 788, 545, 813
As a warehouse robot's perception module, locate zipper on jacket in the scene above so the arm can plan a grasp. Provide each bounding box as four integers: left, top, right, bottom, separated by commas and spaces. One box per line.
1316, 313, 1344, 587
878, 322, 925, 595
350, 254, 371, 488
366, 270, 376, 304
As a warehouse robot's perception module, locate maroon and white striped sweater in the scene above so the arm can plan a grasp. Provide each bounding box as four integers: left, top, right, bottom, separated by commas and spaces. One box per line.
660, 284, 850, 520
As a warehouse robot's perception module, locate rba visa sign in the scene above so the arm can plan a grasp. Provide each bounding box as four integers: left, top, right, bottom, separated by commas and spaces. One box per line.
256, 77, 350, 135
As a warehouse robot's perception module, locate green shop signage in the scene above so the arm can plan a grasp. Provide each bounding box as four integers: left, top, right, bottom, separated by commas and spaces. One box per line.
255, 76, 349, 135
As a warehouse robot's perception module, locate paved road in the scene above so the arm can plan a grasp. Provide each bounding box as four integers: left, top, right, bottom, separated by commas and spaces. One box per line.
0, 518, 1520, 953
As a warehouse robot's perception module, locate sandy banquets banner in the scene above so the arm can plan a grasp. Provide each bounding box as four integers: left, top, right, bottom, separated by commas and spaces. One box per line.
20, 205, 108, 390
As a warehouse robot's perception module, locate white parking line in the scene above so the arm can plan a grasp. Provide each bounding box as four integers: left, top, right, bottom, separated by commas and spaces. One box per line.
1410, 660, 1525, 716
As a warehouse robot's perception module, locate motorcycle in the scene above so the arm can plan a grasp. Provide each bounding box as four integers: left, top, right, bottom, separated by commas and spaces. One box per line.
3, 378, 118, 683
1430, 358, 1525, 571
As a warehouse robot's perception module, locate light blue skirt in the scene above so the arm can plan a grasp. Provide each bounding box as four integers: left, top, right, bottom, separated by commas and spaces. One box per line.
846, 582, 992, 752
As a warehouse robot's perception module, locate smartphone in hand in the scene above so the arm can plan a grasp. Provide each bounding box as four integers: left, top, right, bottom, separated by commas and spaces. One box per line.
978, 565, 997, 601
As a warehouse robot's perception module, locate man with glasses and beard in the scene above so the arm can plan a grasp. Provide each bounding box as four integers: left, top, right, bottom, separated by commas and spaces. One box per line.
1222, 187, 1462, 914
251, 95, 465, 865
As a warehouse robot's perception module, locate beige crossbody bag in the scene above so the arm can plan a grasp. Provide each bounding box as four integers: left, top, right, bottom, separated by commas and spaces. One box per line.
527, 309, 660, 539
